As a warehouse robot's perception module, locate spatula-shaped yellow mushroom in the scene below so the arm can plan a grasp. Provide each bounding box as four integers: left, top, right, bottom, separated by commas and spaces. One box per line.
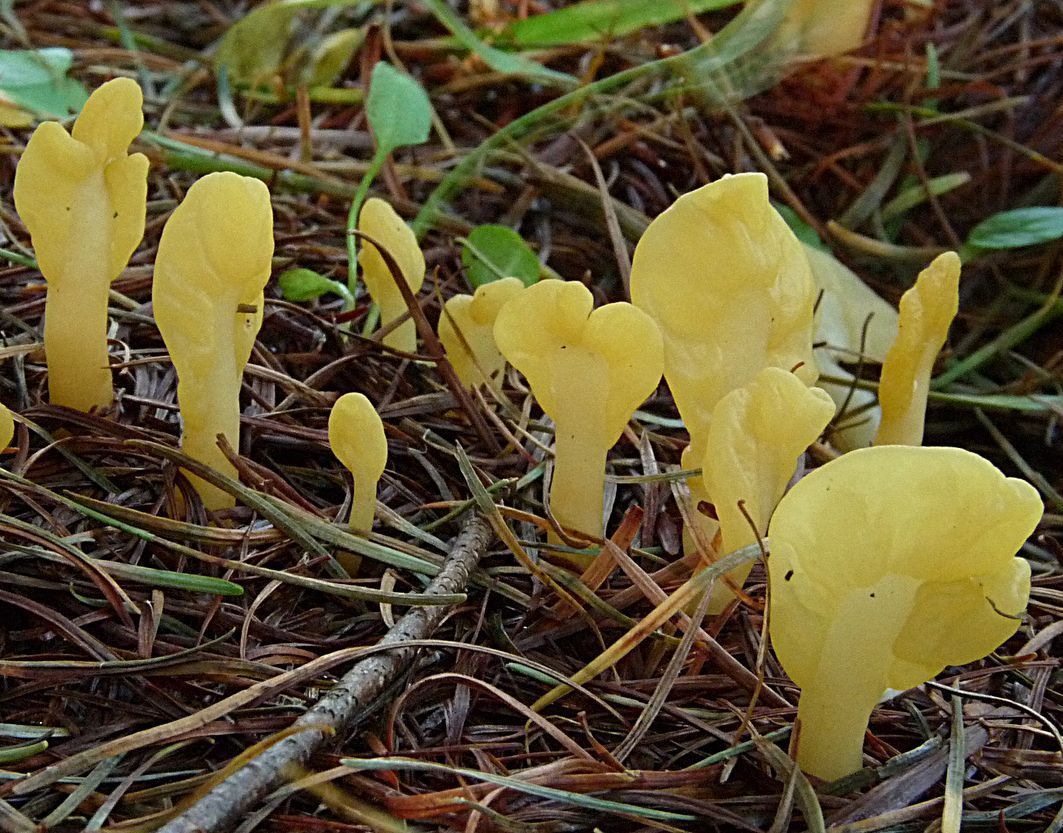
768, 445, 1040, 780
630, 173, 818, 551
13, 77, 148, 412
874, 252, 961, 447
702, 367, 835, 614
0, 403, 14, 451
358, 198, 425, 353
494, 280, 663, 540
805, 244, 899, 450
328, 392, 388, 532
438, 277, 525, 389
153, 172, 274, 511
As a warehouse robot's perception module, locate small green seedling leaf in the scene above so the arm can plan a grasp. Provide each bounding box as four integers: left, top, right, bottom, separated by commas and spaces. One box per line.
965, 207, 1063, 253
0, 47, 88, 122
278, 268, 355, 307
461, 225, 541, 288
215, 2, 298, 86
366, 62, 432, 153
303, 28, 362, 87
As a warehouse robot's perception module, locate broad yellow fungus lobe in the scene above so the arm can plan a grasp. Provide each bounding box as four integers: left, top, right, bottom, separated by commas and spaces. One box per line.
358, 198, 426, 353
495, 280, 663, 541
702, 368, 834, 613
875, 251, 961, 447
438, 277, 524, 389
153, 172, 274, 511
13, 77, 148, 412
630, 173, 818, 550
328, 392, 388, 533
768, 445, 1040, 780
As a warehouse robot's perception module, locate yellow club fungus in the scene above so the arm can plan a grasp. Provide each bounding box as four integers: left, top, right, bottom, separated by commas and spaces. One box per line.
702, 367, 835, 614
153, 172, 274, 511
358, 198, 426, 353
874, 252, 961, 447
0, 403, 14, 450
438, 277, 525, 389
494, 280, 663, 540
630, 173, 818, 550
328, 392, 388, 533
13, 77, 149, 412
768, 445, 1040, 780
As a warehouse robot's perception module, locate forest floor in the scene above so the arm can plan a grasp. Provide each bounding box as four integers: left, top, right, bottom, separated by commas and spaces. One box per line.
1, 1, 1062, 831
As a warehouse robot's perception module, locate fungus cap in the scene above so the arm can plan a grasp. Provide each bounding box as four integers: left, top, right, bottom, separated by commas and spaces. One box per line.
438, 277, 525, 388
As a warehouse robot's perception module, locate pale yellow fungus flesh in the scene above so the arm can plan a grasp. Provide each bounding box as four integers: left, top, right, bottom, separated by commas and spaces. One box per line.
438, 277, 525, 388
702, 367, 835, 613
0, 403, 14, 451
768, 445, 1040, 780
328, 392, 388, 533
13, 77, 148, 412
153, 172, 274, 511
494, 280, 663, 540
874, 251, 961, 447
358, 198, 426, 353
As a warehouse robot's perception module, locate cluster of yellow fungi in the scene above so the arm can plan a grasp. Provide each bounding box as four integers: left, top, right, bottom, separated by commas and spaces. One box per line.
8, 78, 1042, 783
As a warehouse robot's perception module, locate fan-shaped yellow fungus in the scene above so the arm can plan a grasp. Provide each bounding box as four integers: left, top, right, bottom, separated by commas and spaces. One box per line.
358, 198, 426, 353
702, 367, 835, 613
0, 403, 14, 451
328, 392, 388, 532
630, 173, 818, 551
494, 280, 663, 540
805, 244, 899, 450
13, 77, 148, 412
438, 277, 525, 389
768, 445, 1040, 780
874, 252, 961, 447
153, 172, 274, 511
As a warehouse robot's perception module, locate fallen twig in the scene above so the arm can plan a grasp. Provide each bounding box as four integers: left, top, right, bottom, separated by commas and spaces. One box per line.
156, 513, 494, 833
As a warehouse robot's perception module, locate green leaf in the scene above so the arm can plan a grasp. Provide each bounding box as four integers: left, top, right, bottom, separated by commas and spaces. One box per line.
498, 0, 741, 49
366, 63, 433, 153
214, 2, 298, 86
0, 47, 88, 120
965, 206, 1063, 252
461, 225, 541, 288
278, 268, 355, 306
774, 203, 827, 251
302, 28, 363, 87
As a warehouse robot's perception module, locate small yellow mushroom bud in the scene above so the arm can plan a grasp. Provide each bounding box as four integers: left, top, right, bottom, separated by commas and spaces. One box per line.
874, 252, 961, 447
702, 367, 835, 613
768, 445, 1040, 780
358, 198, 425, 353
328, 392, 388, 533
13, 77, 148, 412
495, 280, 663, 541
153, 172, 274, 511
438, 277, 525, 388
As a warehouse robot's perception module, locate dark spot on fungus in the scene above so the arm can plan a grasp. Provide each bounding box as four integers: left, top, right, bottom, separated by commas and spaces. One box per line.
113, 211, 119, 219
784, 569, 794, 581
870, 592, 876, 598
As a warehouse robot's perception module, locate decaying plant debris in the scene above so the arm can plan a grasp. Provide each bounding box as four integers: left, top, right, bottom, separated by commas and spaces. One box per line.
1, 1, 1061, 831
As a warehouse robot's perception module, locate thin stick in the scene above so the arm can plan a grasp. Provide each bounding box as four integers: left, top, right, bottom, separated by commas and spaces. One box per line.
156, 514, 493, 833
